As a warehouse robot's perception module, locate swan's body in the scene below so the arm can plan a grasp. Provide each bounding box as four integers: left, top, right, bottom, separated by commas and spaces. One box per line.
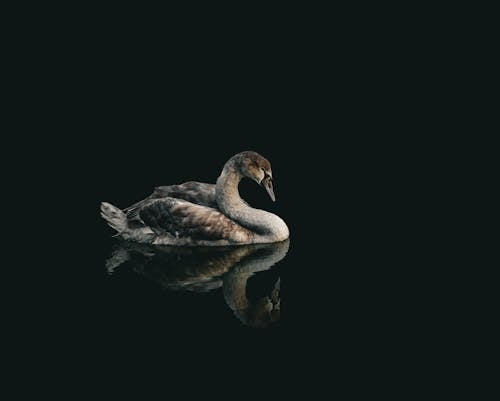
101, 151, 289, 246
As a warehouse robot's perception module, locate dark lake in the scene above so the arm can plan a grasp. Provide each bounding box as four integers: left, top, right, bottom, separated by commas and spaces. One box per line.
100, 236, 288, 330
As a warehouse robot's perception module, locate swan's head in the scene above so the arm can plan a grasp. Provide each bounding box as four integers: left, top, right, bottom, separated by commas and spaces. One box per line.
231, 151, 275, 202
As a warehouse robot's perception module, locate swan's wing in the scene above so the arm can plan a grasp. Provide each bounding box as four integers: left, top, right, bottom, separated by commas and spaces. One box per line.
125, 181, 216, 213
124, 181, 217, 226
124, 181, 217, 225
124, 181, 251, 227
138, 198, 254, 243
150, 181, 217, 208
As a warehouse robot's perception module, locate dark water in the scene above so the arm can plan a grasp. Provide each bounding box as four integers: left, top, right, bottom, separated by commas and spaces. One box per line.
102, 238, 288, 329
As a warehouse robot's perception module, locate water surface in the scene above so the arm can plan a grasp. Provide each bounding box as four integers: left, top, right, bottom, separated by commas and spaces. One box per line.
104, 239, 289, 328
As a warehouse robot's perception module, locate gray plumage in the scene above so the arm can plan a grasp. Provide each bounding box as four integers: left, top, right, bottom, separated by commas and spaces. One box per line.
100, 151, 289, 246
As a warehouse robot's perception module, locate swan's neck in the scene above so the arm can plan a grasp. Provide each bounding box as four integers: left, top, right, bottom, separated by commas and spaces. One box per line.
215, 168, 289, 242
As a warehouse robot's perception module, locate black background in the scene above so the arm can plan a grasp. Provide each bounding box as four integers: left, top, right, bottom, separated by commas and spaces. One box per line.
11, 19, 432, 391
37, 97, 409, 368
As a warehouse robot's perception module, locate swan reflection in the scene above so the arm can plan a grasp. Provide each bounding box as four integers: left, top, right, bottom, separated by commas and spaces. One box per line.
105, 239, 289, 328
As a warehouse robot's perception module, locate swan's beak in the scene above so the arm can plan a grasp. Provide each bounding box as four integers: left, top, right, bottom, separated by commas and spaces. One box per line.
262, 176, 276, 202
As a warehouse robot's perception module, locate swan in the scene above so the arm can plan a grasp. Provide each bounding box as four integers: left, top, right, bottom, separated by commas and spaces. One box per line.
100, 151, 289, 246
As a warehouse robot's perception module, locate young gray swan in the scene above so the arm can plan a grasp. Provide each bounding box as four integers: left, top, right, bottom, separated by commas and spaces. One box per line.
100, 151, 289, 246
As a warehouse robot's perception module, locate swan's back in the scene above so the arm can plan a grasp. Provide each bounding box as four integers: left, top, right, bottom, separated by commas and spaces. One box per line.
124, 181, 216, 224
150, 181, 216, 208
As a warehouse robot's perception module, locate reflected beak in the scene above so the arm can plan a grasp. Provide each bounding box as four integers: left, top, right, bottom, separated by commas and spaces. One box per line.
262, 176, 276, 202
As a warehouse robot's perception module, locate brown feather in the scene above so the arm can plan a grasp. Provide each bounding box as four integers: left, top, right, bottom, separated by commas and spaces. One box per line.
139, 198, 254, 243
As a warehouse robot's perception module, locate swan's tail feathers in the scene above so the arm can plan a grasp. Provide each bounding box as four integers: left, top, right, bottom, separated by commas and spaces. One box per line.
100, 202, 128, 234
